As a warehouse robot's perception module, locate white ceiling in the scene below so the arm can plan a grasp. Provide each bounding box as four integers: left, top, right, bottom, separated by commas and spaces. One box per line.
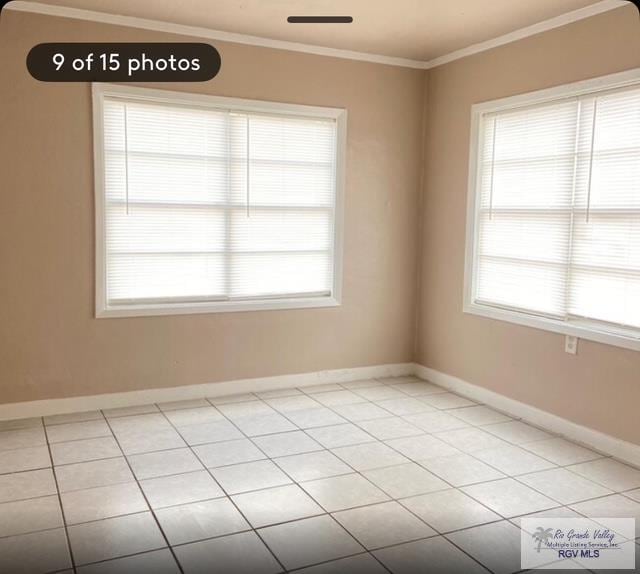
11, 0, 624, 62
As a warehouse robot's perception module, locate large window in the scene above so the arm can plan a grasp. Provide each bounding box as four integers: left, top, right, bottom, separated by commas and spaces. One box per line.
465, 69, 640, 351
93, 85, 345, 317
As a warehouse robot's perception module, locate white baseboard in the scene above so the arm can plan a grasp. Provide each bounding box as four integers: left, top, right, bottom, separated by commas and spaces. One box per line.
415, 364, 640, 468
0, 362, 414, 421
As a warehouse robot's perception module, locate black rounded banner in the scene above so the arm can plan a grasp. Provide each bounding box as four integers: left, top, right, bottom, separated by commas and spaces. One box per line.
27, 43, 221, 82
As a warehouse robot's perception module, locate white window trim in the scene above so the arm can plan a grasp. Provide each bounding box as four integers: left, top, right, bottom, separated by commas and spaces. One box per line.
92, 83, 347, 318
464, 67, 640, 352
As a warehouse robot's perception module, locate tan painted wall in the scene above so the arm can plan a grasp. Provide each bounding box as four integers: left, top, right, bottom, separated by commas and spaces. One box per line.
0, 11, 424, 403
417, 5, 640, 444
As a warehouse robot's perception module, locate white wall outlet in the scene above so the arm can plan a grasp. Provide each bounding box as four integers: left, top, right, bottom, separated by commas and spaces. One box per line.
565, 335, 578, 355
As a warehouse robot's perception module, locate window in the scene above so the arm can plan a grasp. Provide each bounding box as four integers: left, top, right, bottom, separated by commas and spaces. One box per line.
93, 84, 346, 317
465, 69, 640, 351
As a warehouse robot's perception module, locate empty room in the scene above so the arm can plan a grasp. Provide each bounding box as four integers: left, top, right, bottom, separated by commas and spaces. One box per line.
1, 0, 640, 572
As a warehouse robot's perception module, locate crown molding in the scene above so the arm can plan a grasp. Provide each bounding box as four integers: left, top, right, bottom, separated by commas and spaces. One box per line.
4, 0, 629, 70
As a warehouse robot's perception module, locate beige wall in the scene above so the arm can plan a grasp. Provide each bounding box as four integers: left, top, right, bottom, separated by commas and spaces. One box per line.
417, 5, 640, 445
1, 7, 639, 446
0, 11, 424, 403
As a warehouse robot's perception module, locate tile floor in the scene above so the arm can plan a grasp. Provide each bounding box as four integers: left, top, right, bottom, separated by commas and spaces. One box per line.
1, 376, 639, 573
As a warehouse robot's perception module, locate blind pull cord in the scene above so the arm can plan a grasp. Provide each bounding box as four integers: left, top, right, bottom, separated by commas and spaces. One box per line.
585, 98, 599, 224
246, 117, 250, 218
488, 116, 498, 221
123, 104, 130, 216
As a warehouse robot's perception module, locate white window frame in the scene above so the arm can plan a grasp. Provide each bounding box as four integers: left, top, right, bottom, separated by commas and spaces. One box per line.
464, 68, 640, 352
92, 83, 346, 318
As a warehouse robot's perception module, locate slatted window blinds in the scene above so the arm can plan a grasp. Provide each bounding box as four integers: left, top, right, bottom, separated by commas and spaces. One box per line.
95, 87, 343, 315
469, 81, 640, 344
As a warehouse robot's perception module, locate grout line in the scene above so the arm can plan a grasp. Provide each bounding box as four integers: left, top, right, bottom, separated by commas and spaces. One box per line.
43, 423, 78, 573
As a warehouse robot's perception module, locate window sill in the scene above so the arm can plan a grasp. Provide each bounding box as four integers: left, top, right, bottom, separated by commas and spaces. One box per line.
463, 301, 640, 352
97, 295, 341, 318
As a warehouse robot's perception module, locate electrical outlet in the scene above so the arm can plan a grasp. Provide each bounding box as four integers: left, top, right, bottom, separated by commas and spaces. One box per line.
565, 335, 578, 355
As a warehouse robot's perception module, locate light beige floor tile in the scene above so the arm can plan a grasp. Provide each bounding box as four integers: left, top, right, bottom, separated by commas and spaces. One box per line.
115, 428, 187, 455
624, 488, 640, 502
0, 427, 46, 451
305, 423, 375, 449
0, 495, 63, 537
140, 470, 224, 508
401, 488, 501, 533
376, 397, 435, 416
174, 530, 281, 574
61, 482, 148, 524
385, 434, 461, 461
435, 427, 510, 453
523, 437, 603, 465
44, 411, 103, 425
55, 457, 134, 492
462, 477, 559, 518
301, 473, 389, 512
193, 438, 266, 468
571, 494, 640, 535
128, 447, 203, 479
293, 553, 387, 574
51, 437, 121, 465
446, 520, 523, 574
217, 401, 275, 419
163, 407, 225, 427
303, 383, 345, 394
68, 512, 166, 565
312, 390, 366, 407
473, 444, 557, 475
352, 386, 407, 402
255, 388, 303, 399
567, 458, 640, 492
332, 441, 409, 471
333, 402, 389, 423
0, 468, 57, 503
375, 536, 489, 574
177, 420, 243, 446
77, 548, 180, 574
252, 431, 322, 458
356, 417, 423, 440
274, 451, 352, 482
363, 462, 449, 498
46, 420, 112, 444
403, 411, 470, 433
108, 413, 171, 434
518, 467, 613, 504
259, 514, 363, 570
483, 420, 553, 444
420, 393, 476, 410
419, 453, 506, 486
155, 497, 250, 545
449, 405, 512, 425
232, 484, 324, 528
0, 528, 71, 574
233, 413, 297, 437
389, 381, 446, 397
210, 460, 292, 495
285, 408, 348, 428
333, 501, 435, 549
339, 379, 382, 390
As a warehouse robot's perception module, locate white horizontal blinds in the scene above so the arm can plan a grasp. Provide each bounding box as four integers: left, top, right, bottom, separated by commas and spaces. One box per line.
102, 98, 336, 305
227, 113, 335, 298
476, 100, 579, 317
475, 84, 640, 332
569, 89, 640, 329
